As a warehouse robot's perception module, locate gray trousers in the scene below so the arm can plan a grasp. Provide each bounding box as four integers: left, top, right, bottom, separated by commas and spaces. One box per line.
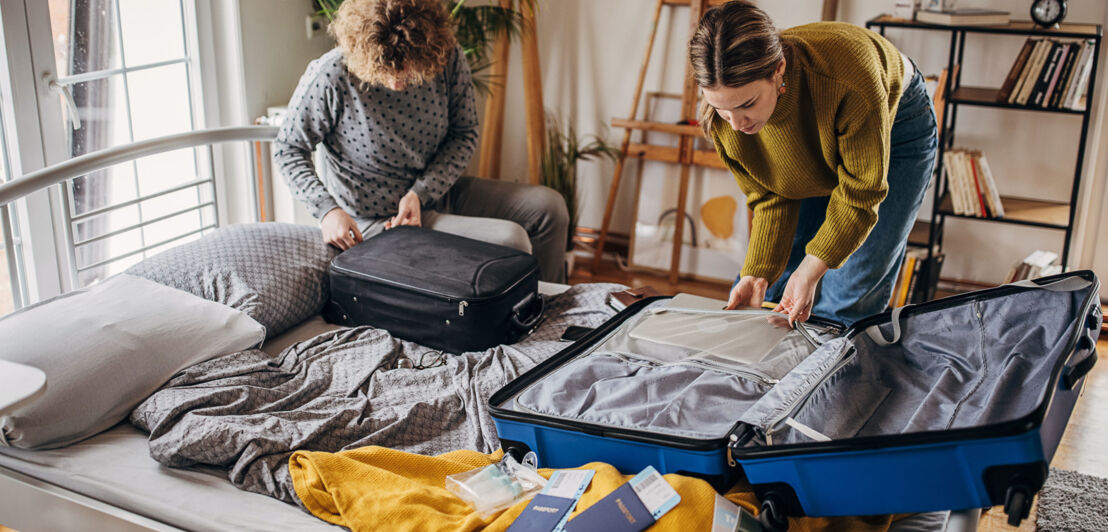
356, 177, 569, 283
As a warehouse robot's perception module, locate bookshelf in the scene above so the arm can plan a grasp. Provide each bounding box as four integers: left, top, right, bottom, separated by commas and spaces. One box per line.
866, 16, 1102, 301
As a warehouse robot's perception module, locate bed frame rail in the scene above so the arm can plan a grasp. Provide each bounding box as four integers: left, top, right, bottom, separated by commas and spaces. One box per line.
0, 126, 277, 207
0, 464, 179, 531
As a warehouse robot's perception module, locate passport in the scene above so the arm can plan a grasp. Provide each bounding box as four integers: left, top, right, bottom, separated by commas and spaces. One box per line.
507, 494, 577, 532
563, 483, 655, 532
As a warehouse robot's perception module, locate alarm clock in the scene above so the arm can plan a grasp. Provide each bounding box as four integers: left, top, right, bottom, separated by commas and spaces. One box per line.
1031, 0, 1067, 29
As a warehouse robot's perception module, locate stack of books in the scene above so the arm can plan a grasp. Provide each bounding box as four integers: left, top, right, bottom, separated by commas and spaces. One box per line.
997, 38, 1096, 110
942, 149, 1004, 218
889, 247, 946, 308
915, 8, 1009, 26
1005, 250, 1062, 283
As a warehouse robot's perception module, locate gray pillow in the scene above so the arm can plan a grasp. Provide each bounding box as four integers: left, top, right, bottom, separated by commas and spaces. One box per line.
126, 223, 338, 338
0, 274, 265, 449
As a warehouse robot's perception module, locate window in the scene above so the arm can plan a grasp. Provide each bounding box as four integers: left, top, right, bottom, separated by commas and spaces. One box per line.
47, 0, 213, 287
0, 131, 21, 313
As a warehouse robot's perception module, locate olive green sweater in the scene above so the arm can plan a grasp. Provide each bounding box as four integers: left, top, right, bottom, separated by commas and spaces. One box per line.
711, 22, 905, 283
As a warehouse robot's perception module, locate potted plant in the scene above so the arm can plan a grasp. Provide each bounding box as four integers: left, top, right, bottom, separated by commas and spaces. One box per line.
540, 112, 619, 272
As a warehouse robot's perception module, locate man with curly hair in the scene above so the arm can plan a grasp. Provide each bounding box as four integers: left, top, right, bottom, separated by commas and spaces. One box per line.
275, 0, 569, 282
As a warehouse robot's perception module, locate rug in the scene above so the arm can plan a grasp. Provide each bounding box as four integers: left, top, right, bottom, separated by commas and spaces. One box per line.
1036, 468, 1108, 531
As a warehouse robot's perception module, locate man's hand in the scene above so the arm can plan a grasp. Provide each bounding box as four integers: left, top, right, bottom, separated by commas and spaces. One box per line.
321, 208, 362, 251
772, 254, 828, 326
725, 276, 769, 310
385, 190, 422, 229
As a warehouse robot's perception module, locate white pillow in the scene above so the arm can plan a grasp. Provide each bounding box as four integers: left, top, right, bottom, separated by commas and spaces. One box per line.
0, 274, 265, 449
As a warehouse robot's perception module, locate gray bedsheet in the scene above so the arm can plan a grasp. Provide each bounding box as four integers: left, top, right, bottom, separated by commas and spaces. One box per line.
130, 283, 622, 504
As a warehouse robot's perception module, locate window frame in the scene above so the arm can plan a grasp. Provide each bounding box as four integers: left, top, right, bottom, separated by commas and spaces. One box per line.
0, 0, 214, 302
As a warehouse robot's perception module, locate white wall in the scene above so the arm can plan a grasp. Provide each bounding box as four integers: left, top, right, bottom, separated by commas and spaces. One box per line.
491, 0, 1108, 287
237, 0, 335, 122
221, 0, 1108, 289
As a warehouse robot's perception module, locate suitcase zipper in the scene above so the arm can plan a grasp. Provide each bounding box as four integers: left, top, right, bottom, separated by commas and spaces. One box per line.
608, 352, 781, 385
458, 300, 468, 316
760, 342, 857, 445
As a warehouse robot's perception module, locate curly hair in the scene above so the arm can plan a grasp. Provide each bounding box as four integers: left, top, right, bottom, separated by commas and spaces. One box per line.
329, 0, 458, 87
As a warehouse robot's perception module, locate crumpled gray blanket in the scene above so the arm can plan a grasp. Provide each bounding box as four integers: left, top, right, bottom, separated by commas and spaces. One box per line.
130, 283, 623, 505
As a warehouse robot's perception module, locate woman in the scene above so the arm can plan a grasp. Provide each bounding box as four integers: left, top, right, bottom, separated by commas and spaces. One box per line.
274, 0, 569, 282
689, 1, 938, 325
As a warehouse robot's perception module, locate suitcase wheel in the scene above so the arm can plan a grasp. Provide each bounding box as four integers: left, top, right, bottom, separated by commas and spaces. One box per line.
759, 495, 790, 531
1004, 485, 1031, 527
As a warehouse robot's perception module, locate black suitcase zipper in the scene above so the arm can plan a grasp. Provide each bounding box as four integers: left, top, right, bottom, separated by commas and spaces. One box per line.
331, 261, 538, 305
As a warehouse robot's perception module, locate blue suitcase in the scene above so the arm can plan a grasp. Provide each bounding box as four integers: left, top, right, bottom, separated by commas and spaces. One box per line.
489, 271, 1101, 527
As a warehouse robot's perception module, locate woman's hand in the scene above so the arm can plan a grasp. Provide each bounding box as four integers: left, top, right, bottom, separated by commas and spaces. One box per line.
321, 208, 363, 251
725, 276, 769, 310
773, 254, 829, 325
385, 190, 422, 229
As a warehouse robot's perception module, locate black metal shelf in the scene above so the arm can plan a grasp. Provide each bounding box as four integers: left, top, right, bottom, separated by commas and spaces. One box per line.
867, 16, 1101, 39
865, 15, 1101, 300
950, 87, 1088, 115
936, 194, 1070, 230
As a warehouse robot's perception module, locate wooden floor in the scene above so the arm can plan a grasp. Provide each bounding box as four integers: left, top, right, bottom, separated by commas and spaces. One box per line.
572, 256, 1108, 531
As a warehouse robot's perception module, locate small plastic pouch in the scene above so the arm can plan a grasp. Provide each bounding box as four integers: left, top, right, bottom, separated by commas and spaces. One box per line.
446, 452, 547, 518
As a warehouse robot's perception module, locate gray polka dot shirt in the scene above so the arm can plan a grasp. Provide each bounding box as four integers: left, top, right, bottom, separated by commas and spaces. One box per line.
274, 46, 478, 220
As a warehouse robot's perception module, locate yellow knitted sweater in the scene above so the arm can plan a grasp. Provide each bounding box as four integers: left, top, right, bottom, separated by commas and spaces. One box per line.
289, 446, 901, 531
711, 22, 905, 283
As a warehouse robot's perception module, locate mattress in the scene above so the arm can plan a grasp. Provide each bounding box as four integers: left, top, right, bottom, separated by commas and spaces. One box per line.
0, 313, 349, 531
0, 282, 573, 531
0, 424, 336, 531
0, 283, 950, 532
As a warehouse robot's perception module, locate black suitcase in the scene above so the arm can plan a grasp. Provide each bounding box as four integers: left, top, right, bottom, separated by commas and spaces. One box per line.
322, 226, 545, 353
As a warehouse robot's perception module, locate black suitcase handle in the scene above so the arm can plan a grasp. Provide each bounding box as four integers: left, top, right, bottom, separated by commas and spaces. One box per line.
1062, 306, 1101, 390
509, 292, 545, 335
1063, 337, 1097, 390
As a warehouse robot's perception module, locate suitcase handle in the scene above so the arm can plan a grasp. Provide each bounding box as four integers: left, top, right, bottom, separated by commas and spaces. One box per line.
1062, 338, 1097, 390
510, 293, 545, 334
1063, 306, 1102, 390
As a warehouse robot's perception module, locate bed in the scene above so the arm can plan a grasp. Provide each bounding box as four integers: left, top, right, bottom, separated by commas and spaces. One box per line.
0, 127, 966, 532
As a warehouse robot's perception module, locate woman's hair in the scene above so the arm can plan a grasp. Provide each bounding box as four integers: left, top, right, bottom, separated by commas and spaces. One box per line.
688, 0, 785, 136
329, 0, 457, 87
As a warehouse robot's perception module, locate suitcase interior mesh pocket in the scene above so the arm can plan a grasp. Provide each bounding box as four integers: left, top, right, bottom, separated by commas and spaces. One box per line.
756, 285, 1091, 445
513, 352, 772, 439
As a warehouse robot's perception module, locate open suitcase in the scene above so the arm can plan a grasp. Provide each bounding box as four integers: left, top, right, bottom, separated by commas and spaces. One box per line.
489, 271, 1102, 527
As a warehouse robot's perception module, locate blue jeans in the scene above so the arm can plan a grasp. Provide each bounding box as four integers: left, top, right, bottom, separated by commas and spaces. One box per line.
760, 66, 938, 326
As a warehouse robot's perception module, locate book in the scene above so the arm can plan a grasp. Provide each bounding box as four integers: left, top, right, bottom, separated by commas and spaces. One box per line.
997, 38, 1037, 103
895, 254, 917, 307
950, 150, 969, 215
1025, 250, 1059, 279
967, 150, 988, 217
1060, 41, 1090, 109
606, 286, 663, 311
933, 67, 949, 127
915, 8, 1010, 26
1064, 41, 1095, 110
956, 150, 979, 216
1006, 250, 1060, 283
1015, 39, 1052, 105
1041, 42, 1071, 108
942, 151, 963, 214
932, 65, 958, 129
976, 153, 1005, 217
1049, 41, 1080, 108
1029, 41, 1064, 107
1007, 39, 1042, 104
910, 252, 944, 304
